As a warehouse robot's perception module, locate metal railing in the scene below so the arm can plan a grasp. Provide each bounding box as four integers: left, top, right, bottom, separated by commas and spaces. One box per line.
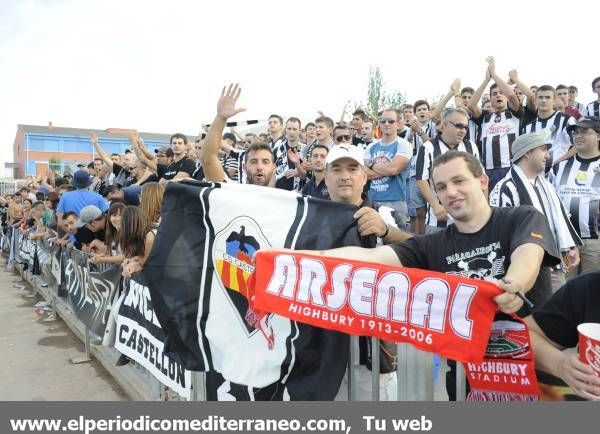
2, 226, 465, 402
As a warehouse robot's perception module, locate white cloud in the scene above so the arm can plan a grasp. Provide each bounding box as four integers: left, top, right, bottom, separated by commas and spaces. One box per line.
1, 0, 598, 175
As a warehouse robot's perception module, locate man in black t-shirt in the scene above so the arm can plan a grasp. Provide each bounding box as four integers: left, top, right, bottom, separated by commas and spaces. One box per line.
298, 150, 560, 399
74, 205, 106, 252
156, 133, 197, 181
351, 108, 368, 148
525, 272, 600, 400
308, 150, 560, 313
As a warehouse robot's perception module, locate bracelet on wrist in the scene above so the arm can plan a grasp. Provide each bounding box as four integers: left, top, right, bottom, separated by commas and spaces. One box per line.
381, 224, 389, 239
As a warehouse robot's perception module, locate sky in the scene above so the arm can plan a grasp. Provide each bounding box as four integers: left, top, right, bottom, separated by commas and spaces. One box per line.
1, 0, 598, 176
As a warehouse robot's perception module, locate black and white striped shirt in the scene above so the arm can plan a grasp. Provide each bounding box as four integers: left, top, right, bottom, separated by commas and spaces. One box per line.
489, 166, 581, 252
415, 137, 480, 228
583, 101, 600, 118
475, 107, 523, 170
467, 118, 479, 145
408, 121, 437, 178
522, 111, 576, 168
553, 155, 600, 239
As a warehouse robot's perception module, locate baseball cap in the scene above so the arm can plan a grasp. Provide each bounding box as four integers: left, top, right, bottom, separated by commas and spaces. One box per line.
72, 170, 92, 188
511, 132, 551, 163
155, 146, 174, 158
326, 145, 365, 166
566, 116, 600, 135
75, 205, 103, 228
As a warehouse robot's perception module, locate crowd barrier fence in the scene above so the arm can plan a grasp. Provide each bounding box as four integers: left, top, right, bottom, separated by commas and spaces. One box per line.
1, 227, 465, 401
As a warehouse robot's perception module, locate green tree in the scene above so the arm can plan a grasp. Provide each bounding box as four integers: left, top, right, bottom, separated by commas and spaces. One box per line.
367, 66, 406, 117
48, 156, 62, 173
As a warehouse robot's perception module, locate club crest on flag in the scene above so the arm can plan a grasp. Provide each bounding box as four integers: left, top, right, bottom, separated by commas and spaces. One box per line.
486, 318, 530, 358
213, 216, 271, 333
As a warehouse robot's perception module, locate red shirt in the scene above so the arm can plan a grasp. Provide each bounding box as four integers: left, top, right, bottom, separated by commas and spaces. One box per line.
564, 106, 582, 120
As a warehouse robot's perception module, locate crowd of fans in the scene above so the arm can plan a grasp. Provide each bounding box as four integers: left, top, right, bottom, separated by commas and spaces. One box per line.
1, 58, 599, 399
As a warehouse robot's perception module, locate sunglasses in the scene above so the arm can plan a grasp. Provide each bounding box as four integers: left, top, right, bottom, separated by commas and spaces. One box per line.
448, 121, 469, 130
335, 134, 352, 143
378, 118, 396, 124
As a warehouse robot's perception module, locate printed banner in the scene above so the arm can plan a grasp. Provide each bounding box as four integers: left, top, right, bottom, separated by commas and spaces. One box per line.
63, 249, 121, 337
249, 250, 502, 364
17, 232, 31, 265
1, 232, 10, 255
49, 243, 62, 287
115, 274, 192, 399
34, 240, 54, 281
143, 181, 374, 400
464, 313, 539, 400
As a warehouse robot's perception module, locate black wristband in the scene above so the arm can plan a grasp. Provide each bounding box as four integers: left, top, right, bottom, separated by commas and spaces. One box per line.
381, 224, 389, 239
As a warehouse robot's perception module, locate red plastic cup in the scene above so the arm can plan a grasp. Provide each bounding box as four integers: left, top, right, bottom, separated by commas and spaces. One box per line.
577, 323, 600, 377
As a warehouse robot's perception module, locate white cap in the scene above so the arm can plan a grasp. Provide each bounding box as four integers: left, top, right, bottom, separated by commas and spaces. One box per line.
325, 145, 365, 166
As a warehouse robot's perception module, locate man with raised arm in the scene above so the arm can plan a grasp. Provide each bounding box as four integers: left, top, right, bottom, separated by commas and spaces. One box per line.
202, 84, 276, 187
90, 132, 138, 187
468, 57, 523, 191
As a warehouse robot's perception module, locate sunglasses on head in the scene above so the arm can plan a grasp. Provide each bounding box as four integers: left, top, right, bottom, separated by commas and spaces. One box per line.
335, 134, 352, 143
378, 118, 396, 124
448, 120, 469, 130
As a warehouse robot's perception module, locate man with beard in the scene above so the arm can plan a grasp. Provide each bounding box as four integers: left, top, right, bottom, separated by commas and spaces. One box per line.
202, 84, 276, 187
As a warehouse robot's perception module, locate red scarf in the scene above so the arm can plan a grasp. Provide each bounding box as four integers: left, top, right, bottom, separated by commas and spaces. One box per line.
247, 251, 540, 399
248, 251, 501, 364
464, 313, 539, 401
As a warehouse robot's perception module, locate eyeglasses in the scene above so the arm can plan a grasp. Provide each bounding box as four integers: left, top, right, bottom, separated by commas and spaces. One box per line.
335, 134, 352, 143
448, 121, 469, 130
378, 118, 396, 124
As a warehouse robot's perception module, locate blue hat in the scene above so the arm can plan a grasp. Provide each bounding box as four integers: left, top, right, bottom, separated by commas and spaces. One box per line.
72, 170, 92, 188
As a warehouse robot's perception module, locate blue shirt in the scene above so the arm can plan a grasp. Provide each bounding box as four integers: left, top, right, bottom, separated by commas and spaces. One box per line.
57, 189, 108, 215
366, 138, 412, 202
301, 178, 330, 201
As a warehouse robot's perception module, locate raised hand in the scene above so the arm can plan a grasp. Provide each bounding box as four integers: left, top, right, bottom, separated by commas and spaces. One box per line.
486, 56, 496, 77
508, 69, 519, 85
217, 83, 246, 120
127, 130, 139, 146
287, 147, 301, 165
409, 118, 421, 133
90, 132, 99, 145
451, 78, 461, 94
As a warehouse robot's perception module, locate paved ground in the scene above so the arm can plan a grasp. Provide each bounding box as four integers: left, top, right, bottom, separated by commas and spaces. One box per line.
0, 257, 128, 400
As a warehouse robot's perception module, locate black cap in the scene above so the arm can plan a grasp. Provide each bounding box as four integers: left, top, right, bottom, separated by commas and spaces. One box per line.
222, 132, 237, 144
567, 116, 600, 134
